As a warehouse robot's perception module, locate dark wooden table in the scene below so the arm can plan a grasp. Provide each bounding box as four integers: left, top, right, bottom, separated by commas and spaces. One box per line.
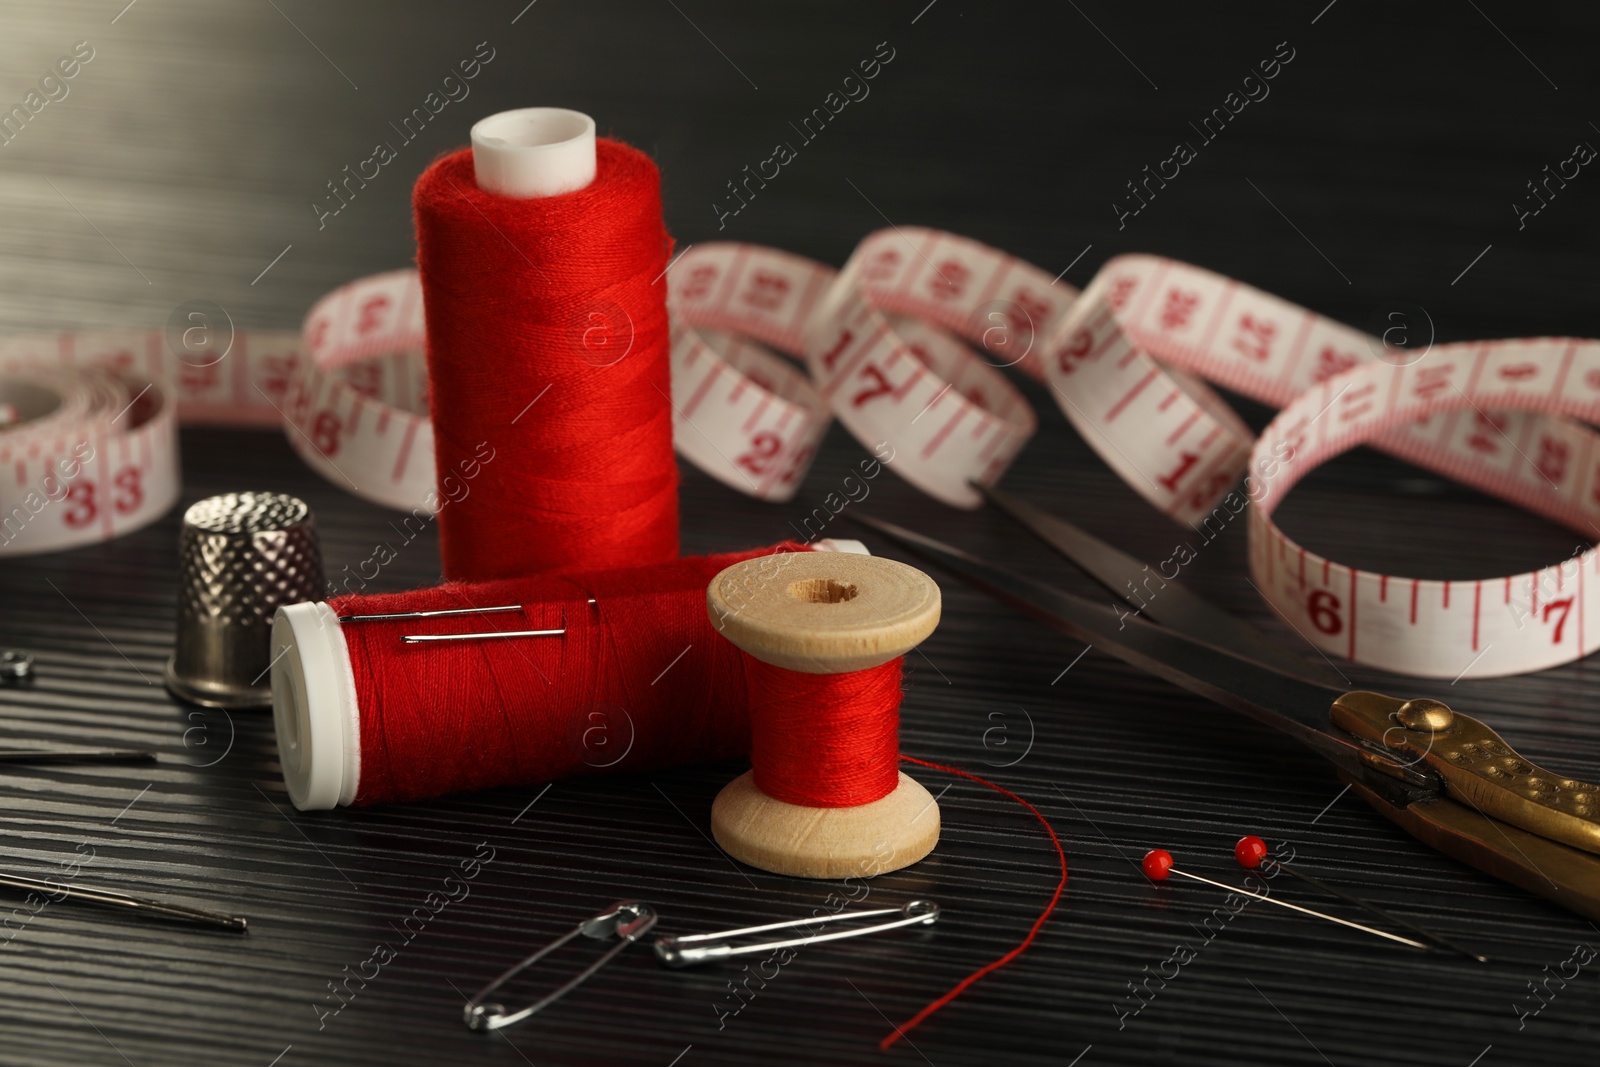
1, 2, 1596, 1064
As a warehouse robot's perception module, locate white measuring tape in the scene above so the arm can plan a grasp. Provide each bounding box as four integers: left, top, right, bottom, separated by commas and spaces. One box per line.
1249, 342, 1600, 678
802, 229, 1042, 508
1044, 254, 1600, 678
294, 269, 435, 513
665, 245, 835, 501
10, 239, 1594, 679
0, 329, 299, 557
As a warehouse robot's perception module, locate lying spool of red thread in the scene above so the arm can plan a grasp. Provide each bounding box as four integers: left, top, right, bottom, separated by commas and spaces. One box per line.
413, 108, 678, 581
706, 552, 943, 878
269, 540, 864, 810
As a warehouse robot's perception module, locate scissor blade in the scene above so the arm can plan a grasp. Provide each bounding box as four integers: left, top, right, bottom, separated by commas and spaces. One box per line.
976, 483, 1344, 687
853, 514, 1423, 784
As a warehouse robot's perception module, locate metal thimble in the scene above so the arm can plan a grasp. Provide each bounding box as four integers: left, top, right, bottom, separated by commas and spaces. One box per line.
165, 492, 325, 709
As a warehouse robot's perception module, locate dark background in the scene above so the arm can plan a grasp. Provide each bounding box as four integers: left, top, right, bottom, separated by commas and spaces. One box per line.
1, 2, 1597, 1065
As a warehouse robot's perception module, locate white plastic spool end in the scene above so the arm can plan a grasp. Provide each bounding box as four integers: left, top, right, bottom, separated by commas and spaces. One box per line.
470, 108, 597, 199
271, 602, 360, 810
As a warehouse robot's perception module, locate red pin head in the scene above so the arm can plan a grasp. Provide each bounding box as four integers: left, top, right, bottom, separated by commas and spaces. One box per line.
1141, 849, 1174, 881
1234, 835, 1269, 870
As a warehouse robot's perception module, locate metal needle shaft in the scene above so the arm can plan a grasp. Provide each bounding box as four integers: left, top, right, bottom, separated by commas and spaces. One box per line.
1263, 858, 1488, 962
0, 872, 248, 932
0, 749, 157, 765
1168, 868, 1428, 950
402, 628, 566, 644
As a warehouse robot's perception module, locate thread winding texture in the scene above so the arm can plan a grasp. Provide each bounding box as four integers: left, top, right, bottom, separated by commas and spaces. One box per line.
745, 657, 903, 807
414, 141, 678, 581
330, 544, 807, 806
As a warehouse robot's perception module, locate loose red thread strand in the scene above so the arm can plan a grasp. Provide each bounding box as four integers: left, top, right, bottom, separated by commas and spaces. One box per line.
331, 544, 808, 806
413, 141, 678, 582
746, 657, 903, 807
881, 756, 1068, 1052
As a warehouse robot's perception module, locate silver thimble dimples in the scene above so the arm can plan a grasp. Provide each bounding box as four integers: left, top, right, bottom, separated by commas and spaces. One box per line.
165, 492, 325, 709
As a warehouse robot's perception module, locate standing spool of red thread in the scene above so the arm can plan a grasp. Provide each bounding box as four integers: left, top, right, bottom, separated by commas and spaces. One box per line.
706, 552, 943, 878
414, 108, 678, 581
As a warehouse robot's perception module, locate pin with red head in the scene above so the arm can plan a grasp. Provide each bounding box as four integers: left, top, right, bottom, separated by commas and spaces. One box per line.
1140, 845, 1429, 951
1228, 834, 1486, 963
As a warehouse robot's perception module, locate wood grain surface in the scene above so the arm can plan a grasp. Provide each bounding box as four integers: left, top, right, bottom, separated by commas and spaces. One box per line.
0, 2, 1596, 1065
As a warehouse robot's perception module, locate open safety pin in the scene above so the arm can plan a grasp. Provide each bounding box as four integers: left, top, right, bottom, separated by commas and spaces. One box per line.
654, 899, 940, 967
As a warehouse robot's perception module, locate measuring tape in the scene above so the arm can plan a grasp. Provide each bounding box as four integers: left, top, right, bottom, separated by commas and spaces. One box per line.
294, 270, 435, 513
0, 329, 299, 557
802, 229, 1042, 508
1043, 254, 1600, 678
665, 245, 835, 501
1249, 342, 1600, 678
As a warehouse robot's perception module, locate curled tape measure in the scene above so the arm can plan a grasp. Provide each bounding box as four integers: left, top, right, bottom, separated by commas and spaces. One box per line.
803, 228, 1041, 508
0, 329, 299, 558
1045, 254, 1600, 678
666, 244, 835, 501
294, 270, 434, 513
1251, 342, 1600, 678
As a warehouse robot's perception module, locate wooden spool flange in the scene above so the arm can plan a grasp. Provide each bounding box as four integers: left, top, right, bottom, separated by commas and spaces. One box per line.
705, 552, 942, 879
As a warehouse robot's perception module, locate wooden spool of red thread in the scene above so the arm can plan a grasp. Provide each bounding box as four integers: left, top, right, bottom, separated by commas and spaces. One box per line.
706, 552, 942, 878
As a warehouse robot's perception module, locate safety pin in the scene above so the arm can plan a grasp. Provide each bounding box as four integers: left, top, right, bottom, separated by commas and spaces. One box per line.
652, 899, 940, 968
463, 900, 658, 1032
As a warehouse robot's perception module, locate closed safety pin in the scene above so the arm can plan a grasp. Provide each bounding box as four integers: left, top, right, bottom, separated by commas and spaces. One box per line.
653, 899, 940, 968
463, 901, 658, 1032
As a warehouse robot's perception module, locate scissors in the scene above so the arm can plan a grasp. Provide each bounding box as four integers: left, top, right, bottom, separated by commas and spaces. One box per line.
854, 484, 1600, 922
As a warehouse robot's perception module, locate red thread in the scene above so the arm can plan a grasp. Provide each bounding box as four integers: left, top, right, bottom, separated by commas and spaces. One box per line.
746, 657, 902, 807
331, 544, 808, 806
413, 141, 678, 581
881, 757, 1068, 1051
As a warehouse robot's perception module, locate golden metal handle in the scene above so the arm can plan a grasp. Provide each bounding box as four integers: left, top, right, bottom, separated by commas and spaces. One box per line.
1331, 691, 1600, 855
1343, 775, 1600, 922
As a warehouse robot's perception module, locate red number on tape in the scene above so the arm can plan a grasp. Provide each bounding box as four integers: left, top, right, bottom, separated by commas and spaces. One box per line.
1466, 411, 1507, 455
863, 249, 900, 282
1543, 597, 1574, 644
928, 259, 970, 301
1308, 589, 1343, 635
112, 467, 143, 515
357, 295, 389, 335
735, 432, 782, 476
1536, 436, 1571, 484
681, 265, 718, 302
1157, 450, 1199, 493
819, 330, 854, 373
1055, 329, 1094, 376
1232, 314, 1277, 362
1159, 289, 1198, 332
851, 364, 898, 409
1314, 346, 1359, 382
741, 271, 790, 311
63, 481, 97, 528
311, 410, 342, 456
